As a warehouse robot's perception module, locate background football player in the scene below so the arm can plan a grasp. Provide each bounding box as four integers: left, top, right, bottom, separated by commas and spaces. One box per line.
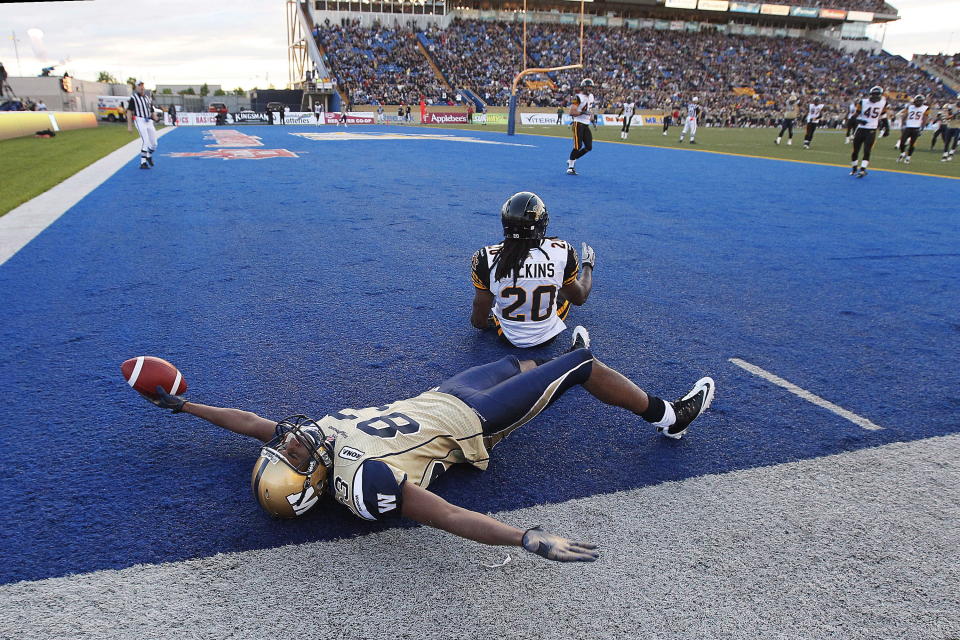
566, 78, 595, 175
471, 192, 594, 348
896, 95, 928, 165
142, 331, 716, 563
850, 85, 890, 178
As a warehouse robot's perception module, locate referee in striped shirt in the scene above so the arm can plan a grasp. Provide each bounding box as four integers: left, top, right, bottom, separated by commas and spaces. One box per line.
127, 80, 159, 169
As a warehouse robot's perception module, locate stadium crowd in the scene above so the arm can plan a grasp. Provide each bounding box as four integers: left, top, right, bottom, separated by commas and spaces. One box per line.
917, 53, 960, 86
314, 19, 447, 106
316, 18, 952, 123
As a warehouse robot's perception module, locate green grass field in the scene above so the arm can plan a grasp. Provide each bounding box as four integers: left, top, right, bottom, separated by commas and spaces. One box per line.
0, 124, 151, 217
1, 121, 955, 218
453, 122, 960, 179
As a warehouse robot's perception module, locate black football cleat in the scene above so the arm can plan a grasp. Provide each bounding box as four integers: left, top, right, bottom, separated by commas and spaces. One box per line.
850, 167, 857, 176
139, 162, 150, 170
856, 169, 867, 178
566, 167, 577, 175
659, 377, 715, 439
569, 325, 590, 351
147, 155, 154, 167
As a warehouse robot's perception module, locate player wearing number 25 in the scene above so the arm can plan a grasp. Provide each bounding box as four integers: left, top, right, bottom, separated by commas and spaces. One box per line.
471, 192, 595, 348
143, 328, 715, 563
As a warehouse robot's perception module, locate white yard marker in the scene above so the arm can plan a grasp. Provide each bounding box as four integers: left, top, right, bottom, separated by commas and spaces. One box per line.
729, 358, 884, 431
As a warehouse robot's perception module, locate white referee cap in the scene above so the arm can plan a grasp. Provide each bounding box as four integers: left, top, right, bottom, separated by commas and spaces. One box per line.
134, 79, 144, 86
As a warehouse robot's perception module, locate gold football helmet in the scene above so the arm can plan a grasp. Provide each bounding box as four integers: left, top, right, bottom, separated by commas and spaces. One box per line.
251, 415, 333, 518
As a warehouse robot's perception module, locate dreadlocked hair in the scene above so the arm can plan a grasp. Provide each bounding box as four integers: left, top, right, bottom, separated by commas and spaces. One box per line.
493, 238, 548, 284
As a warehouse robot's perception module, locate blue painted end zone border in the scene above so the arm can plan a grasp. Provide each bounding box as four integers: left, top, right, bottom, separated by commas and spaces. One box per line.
0, 124, 957, 584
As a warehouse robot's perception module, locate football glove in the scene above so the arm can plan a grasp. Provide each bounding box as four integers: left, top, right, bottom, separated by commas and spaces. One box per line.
580, 242, 596, 270
149, 385, 186, 413
522, 526, 599, 562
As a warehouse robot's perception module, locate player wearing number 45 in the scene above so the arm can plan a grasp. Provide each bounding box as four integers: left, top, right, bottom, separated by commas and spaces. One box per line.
850, 86, 892, 178
143, 328, 715, 563
471, 192, 594, 348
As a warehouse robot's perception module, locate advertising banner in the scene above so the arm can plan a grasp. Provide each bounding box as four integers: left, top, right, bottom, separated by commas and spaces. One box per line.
819, 8, 846, 19
729, 2, 760, 12
789, 6, 819, 16
697, 0, 729, 11
323, 112, 376, 124
175, 112, 219, 126
665, 0, 697, 7
422, 111, 469, 124
846, 10, 873, 21
278, 112, 317, 125
760, 3, 789, 15
520, 112, 568, 125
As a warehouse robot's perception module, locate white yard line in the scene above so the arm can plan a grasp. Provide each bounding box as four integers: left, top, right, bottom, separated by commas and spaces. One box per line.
729, 357, 884, 431
0, 127, 174, 267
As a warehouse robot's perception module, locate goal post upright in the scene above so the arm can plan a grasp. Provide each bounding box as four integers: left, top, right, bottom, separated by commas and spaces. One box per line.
507, 0, 587, 136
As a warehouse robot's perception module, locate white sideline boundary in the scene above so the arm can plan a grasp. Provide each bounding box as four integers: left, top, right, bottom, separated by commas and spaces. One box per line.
0, 127, 174, 268
730, 357, 884, 430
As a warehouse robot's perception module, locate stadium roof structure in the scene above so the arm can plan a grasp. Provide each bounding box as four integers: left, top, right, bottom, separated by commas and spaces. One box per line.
457, 0, 900, 24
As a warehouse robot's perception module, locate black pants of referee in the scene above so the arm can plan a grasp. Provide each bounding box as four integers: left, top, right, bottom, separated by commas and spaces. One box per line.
851, 127, 877, 163
899, 127, 921, 157
803, 122, 818, 145
662, 116, 672, 133
570, 122, 593, 160
777, 118, 794, 139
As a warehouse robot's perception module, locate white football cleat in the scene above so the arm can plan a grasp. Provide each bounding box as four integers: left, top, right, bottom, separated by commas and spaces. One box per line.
570, 325, 591, 351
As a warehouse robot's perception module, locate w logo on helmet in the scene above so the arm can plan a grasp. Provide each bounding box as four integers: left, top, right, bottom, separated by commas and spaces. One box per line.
288, 485, 319, 515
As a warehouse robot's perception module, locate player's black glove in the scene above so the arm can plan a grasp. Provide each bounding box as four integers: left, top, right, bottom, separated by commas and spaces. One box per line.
149, 385, 186, 413
522, 526, 599, 562
580, 242, 596, 270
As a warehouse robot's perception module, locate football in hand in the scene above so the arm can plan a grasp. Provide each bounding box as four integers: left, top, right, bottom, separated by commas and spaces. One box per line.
121, 356, 187, 399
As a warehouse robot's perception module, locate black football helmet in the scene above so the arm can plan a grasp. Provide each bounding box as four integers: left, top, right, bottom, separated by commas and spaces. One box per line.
913, 94, 925, 106
580, 78, 595, 88
869, 86, 884, 102
501, 192, 549, 240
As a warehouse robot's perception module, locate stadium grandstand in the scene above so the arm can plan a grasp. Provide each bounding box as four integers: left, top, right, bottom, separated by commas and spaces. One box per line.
286, 0, 956, 122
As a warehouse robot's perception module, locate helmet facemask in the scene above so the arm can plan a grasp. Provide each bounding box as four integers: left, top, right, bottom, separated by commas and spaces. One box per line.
251, 415, 333, 518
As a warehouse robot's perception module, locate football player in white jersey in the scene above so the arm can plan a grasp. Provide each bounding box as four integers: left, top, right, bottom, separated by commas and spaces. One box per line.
941, 104, 959, 162
471, 192, 593, 348
617, 98, 636, 140
567, 78, 596, 175
802, 93, 826, 149
775, 93, 799, 145
142, 331, 716, 563
850, 85, 889, 178
896, 95, 928, 164
678, 96, 701, 144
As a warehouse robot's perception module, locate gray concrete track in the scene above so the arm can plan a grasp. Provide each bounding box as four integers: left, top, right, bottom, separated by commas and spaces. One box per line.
2, 434, 957, 640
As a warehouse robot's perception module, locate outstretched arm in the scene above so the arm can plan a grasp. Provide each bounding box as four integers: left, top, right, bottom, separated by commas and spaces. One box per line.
400, 482, 598, 562
151, 387, 277, 442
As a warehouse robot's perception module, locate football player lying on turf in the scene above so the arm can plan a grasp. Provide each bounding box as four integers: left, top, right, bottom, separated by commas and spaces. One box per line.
471, 192, 595, 348
145, 327, 715, 563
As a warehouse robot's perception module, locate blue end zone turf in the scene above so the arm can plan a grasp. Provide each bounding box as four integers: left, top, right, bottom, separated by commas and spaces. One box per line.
1, 125, 957, 583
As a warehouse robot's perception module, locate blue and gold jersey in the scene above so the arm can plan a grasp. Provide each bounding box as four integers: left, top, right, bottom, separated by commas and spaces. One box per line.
318, 391, 487, 522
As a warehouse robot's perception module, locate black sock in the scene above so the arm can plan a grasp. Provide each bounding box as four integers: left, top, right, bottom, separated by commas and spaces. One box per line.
641, 396, 667, 422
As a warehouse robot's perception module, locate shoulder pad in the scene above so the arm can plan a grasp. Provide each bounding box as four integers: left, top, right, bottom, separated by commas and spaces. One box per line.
352, 459, 404, 521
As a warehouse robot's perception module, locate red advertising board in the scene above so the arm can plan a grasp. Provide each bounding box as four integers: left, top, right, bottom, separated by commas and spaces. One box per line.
422, 111, 469, 125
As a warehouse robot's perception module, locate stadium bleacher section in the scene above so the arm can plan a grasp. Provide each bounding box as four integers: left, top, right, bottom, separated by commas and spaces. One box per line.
313, 17, 952, 121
